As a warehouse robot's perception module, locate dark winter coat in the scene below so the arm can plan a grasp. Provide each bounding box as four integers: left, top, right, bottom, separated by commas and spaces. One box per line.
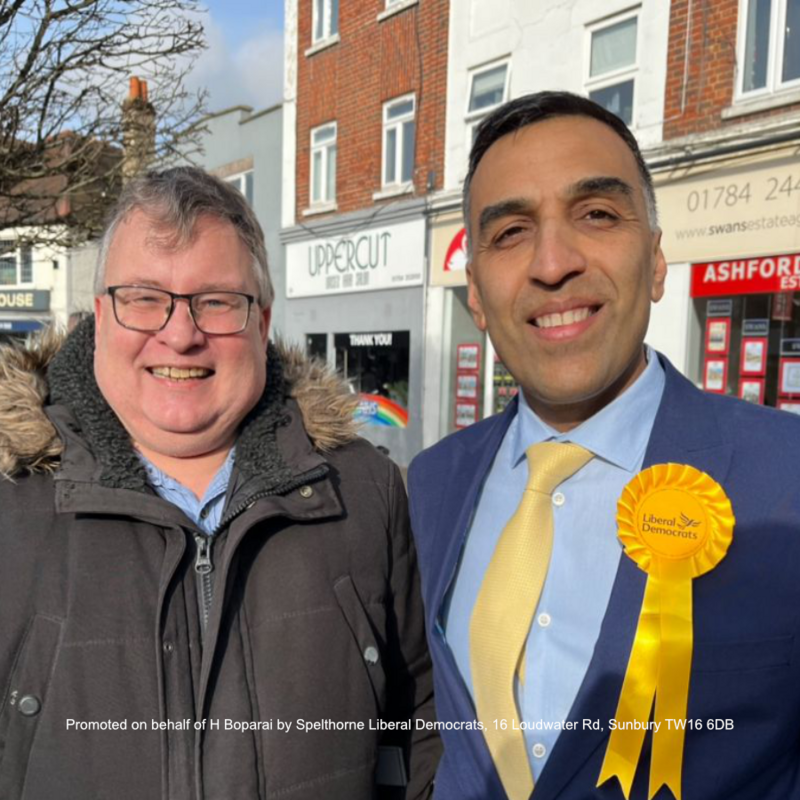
0, 319, 440, 800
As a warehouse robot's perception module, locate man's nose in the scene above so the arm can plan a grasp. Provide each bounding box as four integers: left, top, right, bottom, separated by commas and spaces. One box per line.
154, 299, 206, 351
529, 219, 587, 287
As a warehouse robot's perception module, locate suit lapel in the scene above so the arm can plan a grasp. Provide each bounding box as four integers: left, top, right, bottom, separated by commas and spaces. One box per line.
533, 357, 734, 800
429, 399, 517, 625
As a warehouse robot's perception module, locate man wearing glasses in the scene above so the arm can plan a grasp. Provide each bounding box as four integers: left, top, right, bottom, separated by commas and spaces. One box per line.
0, 167, 439, 800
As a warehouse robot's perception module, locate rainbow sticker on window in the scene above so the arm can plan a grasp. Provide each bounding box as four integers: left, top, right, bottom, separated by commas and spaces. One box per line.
355, 393, 409, 428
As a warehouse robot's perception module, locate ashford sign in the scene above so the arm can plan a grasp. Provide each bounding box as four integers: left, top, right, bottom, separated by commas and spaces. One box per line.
286, 218, 425, 298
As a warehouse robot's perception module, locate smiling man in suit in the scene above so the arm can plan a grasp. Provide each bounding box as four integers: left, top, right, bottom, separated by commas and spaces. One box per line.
408, 91, 800, 800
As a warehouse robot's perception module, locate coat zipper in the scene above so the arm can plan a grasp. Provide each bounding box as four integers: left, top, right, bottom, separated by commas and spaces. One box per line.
194, 533, 215, 635
192, 464, 329, 638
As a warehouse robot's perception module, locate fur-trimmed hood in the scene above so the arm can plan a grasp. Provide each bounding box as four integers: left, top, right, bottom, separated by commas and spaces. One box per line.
0, 317, 359, 480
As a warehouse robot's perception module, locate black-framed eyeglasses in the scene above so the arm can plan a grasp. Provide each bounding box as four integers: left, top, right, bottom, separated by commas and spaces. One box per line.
106, 285, 256, 335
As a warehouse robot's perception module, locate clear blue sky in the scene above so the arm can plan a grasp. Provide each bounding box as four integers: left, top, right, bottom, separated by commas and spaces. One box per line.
187, 0, 285, 113
202, 0, 283, 52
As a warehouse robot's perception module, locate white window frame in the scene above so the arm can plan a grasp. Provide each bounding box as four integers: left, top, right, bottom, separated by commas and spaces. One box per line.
309, 122, 337, 208
381, 93, 416, 190
312, 0, 338, 45
377, 0, 419, 22
225, 170, 254, 206
0, 240, 33, 287
465, 59, 511, 145
584, 8, 640, 127
735, 0, 800, 100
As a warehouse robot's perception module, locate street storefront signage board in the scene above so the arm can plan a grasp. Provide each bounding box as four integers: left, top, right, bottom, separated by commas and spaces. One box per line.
0, 290, 50, 311
656, 149, 800, 263
742, 319, 769, 336
707, 299, 733, 316
430, 213, 469, 287
780, 338, 800, 357
0, 319, 44, 332
691, 253, 800, 297
286, 219, 424, 298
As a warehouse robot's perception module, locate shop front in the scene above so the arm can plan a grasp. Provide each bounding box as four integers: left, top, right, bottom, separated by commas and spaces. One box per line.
0, 289, 52, 343
282, 211, 425, 466
652, 141, 800, 411
425, 205, 522, 447
691, 255, 800, 410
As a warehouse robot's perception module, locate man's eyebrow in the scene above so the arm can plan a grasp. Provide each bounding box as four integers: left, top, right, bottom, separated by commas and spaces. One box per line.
477, 198, 533, 237
112, 280, 247, 293
566, 176, 634, 200
117, 278, 167, 288
190, 282, 249, 293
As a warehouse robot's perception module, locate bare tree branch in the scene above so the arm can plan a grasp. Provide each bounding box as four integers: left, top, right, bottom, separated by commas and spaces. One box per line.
0, 0, 207, 247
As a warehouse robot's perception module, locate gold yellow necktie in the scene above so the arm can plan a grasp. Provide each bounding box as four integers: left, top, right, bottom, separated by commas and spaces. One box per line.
470, 441, 594, 800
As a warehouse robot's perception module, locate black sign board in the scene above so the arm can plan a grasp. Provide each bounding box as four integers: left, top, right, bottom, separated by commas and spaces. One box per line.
780, 338, 800, 356
742, 319, 770, 337
707, 299, 733, 317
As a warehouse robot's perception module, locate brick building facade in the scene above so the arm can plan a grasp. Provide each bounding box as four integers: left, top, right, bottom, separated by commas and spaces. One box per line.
282, 0, 450, 466
649, 0, 800, 409
294, 0, 447, 216
663, 0, 800, 138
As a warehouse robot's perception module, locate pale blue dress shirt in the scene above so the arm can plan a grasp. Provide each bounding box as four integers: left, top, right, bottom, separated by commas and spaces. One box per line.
138, 448, 235, 535
445, 349, 665, 779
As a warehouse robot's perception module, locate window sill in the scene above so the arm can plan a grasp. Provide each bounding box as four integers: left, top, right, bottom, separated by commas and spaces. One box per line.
302, 202, 338, 217
372, 183, 414, 201
377, 0, 419, 22
305, 34, 340, 58
722, 88, 800, 120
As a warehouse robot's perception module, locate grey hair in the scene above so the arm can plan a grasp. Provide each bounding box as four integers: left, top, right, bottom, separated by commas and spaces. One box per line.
463, 91, 659, 255
94, 166, 273, 307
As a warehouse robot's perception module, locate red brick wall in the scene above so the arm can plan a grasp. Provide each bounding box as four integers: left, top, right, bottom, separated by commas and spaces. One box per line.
664, 0, 800, 139
295, 0, 449, 217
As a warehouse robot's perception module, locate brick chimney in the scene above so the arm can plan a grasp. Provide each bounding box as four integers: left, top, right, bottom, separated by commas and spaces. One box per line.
122, 76, 156, 181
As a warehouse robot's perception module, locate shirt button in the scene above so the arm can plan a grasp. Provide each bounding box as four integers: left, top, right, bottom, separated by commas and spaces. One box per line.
552, 492, 565, 507
299, 485, 314, 498
532, 742, 547, 759
199, 507, 209, 520
537, 612, 551, 628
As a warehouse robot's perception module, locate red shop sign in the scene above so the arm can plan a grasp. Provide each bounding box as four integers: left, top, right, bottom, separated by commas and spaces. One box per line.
691, 253, 800, 297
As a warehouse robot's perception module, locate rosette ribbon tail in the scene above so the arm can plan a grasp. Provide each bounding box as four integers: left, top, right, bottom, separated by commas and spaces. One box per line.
597, 577, 661, 799
602, 462, 735, 800
650, 564, 693, 800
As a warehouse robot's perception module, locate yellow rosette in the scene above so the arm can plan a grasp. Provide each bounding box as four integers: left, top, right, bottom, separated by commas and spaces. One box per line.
597, 463, 734, 800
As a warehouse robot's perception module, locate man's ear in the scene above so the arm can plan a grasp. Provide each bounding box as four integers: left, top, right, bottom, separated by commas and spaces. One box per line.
650, 229, 668, 303
94, 295, 103, 346
258, 305, 271, 346
466, 266, 488, 331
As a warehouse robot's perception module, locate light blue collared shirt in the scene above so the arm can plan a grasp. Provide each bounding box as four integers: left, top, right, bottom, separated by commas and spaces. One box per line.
445, 349, 665, 779
138, 448, 235, 535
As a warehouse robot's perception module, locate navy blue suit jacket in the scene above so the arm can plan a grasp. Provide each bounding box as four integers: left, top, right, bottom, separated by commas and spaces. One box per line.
408, 356, 800, 800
